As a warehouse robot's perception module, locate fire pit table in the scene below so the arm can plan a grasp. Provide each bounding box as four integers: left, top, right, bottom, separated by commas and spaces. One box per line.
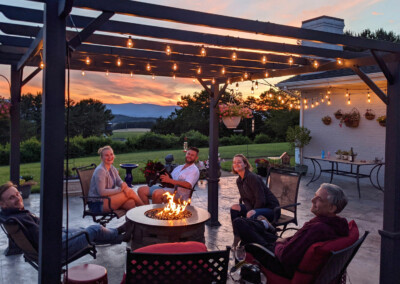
126, 204, 210, 250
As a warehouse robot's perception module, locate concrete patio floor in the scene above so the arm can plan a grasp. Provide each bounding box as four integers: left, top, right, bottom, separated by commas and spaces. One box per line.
0, 172, 383, 283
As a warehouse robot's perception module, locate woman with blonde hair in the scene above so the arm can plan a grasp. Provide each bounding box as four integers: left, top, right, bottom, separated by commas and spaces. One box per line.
230, 154, 280, 246
88, 146, 144, 212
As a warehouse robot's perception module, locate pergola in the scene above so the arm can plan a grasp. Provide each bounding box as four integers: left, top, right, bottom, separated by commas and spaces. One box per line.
1, 1, 399, 283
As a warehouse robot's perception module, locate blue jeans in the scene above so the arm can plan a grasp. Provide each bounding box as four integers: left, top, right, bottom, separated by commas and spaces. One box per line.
62, 225, 122, 258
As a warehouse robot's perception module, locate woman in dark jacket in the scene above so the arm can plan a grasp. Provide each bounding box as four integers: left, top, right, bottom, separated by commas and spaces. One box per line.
231, 154, 280, 246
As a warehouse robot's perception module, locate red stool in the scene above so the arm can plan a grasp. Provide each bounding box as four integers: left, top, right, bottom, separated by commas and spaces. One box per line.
64, 264, 108, 284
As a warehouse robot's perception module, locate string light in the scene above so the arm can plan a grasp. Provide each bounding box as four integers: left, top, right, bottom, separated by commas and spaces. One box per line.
172, 63, 178, 71
303, 98, 307, 104
146, 63, 151, 71
326, 89, 331, 99
278, 95, 282, 100
152, 74, 155, 80
347, 94, 351, 105
281, 99, 285, 104
193, 78, 196, 83
106, 70, 109, 76
255, 81, 258, 89
85, 56, 91, 65
166, 45, 172, 56
313, 60, 319, 69
367, 91, 371, 103
130, 72, 133, 77
328, 98, 331, 105
227, 78, 231, 84
288, 56, 294, 65
337, 58, 343, 65
244, 72, 249, 79
289, 103, 293, 108
235, 82, 239, 91
197, 66, 202, 74
316, 100, 320, 106
232, 52, 237, 61
117, 57, 122, 67
251, 85, 254, 94
173, 74, 176, 80
345, 89, 349, 97
305, 104, 308, 109
200, 46, 206, 57
321, 97, 325, 103
262, 55, 267, 64
241, 77, 244, 82
81, 70, 85, 76
269, 93, 273, 98
221, 66, 226, 75
211, 78, 216, 84
40, 60, 44, 69
127, 36, 133, 48
311, 99, 315, 108
264, 71, 269, 78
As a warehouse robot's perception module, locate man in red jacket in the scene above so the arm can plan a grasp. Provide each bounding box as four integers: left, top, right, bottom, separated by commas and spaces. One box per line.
233, 183, 349, 278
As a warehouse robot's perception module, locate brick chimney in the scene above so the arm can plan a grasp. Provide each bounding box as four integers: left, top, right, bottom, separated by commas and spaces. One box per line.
301, 16, 345, 50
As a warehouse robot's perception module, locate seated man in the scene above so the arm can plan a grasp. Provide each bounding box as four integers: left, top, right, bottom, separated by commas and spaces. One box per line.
138, 147, 200, 204
234, 183, 349, 278
0, 182, 130, 258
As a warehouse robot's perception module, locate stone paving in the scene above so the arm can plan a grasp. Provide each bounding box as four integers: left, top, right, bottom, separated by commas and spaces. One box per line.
0, 172, 383, 283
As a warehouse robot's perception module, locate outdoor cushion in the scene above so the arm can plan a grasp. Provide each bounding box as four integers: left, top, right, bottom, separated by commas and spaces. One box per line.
246, 220, 359, 284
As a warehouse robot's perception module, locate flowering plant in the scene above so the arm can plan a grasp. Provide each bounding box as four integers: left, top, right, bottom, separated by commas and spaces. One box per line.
0, 96, 11, 120
218, 103, 253, 118
141, 160, 160, 179
255, 158, 269, 168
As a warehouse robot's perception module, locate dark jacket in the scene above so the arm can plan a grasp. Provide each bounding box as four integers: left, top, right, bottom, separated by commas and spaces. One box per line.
275, 215, 349, 275
236, 169, 279, 211
0, 208, 40, 250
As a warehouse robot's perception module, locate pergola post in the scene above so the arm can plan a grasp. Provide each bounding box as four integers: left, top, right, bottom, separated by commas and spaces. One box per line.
38, 0, 66, 282
379, 61, 400, 283
207, 82, 221, 226
9, 65, 22, 185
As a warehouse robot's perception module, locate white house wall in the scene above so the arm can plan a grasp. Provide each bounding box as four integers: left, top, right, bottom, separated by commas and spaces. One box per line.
301, 87, 386, 185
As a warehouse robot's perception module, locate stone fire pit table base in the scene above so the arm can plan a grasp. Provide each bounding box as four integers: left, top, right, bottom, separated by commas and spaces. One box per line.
126, 204, 210, 250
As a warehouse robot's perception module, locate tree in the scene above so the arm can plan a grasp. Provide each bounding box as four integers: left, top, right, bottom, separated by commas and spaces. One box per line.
344, 29, 400, 51
20, 92, 42, 138
68, 99, 114, 137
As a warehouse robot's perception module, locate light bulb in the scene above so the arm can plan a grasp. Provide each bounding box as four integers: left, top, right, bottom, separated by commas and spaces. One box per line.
146, 63, 151, 71
117, 57, 122, 67
85, 56, 91, 65
221, 67, 225, 75
173, 74, 176, 80
127, 36, 133, 48
200, 46, 206, 57
337, 58, 343, 65
251, 86, 254, 94
304, 99, 307, 103
106, 70, 109, 76
130, 72, 133, 77
328, 98, 331, 105
197, 66, 202, 74
264, 71, 269, 78
281, 99, 285, 104
368, 98, 371, 103
166, 45, 172, 56
288, 57, 294, 65
172, 63, 177, 71
255, 81, 258, 89
81, 70, 85, 76
305, 104, 308, 109
345, 90, 349, 97
313, 60, 319, 68
232, 52, 237, 61
40, 61, 44, 69
311, 103, 314, 108
152, 74, 155, 80
212, 78, 215, 84
278, 96, 282, 100
244, 72, 249, 79
289, 103, 293, 108
193, 78, 196, 83
316, 101, 319, 106
321, 98, 324, 103
235, 82, 239, 91
227, 78, 231, 84
269, 93, 273, 98
262, 55, 267, 64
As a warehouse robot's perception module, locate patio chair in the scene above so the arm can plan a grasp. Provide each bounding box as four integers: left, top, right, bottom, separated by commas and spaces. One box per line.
268, 169, 302, 237
245, 220, 367, 284
73, 164, 126, 226
173, 182, 197, 204
124, 242, 231, 284
0, 216, 96, 270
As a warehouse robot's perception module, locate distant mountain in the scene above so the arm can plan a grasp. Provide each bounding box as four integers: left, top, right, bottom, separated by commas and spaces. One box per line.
106, 103, 178, 118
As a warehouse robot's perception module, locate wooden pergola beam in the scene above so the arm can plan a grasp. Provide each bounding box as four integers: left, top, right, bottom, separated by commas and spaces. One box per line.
16, 28, 43, 71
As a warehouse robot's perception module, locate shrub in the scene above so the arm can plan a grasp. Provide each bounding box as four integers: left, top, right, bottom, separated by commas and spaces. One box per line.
125, 137, 138, 151
254, 133, 272, 144
0, 143, 10, 165
218, 136, 231, 146
20, 137, 41, 163
135, 132, 177, 150
110, 140, 128, 153
180, 130, 208, 148
228, 134, 252, 145
80, 136, 113, 155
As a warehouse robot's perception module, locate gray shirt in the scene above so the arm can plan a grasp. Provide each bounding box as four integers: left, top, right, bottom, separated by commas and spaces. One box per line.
89, 162, 124, 200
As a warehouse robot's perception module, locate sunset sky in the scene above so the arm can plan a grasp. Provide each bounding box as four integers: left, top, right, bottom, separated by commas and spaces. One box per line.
0, 0, 398, 106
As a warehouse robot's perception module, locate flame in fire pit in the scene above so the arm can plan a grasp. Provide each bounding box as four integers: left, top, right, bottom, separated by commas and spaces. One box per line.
156, 192, 191, 218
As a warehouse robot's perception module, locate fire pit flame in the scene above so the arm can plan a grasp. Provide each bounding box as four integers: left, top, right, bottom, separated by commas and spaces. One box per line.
156, 192, 191, 218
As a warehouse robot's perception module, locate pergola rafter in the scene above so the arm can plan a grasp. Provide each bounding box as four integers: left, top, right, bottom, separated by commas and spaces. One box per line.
0, 1, 399, 283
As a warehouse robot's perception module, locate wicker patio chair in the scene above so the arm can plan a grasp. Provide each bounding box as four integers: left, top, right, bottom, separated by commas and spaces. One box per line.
73, 164, 126, 226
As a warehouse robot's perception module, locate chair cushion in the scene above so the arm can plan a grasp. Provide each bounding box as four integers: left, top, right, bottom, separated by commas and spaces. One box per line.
134, 241, 207, 254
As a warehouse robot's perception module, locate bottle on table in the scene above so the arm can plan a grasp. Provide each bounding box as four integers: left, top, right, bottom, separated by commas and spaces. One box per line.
321, 150, 325, 159
349, 147, 354, 162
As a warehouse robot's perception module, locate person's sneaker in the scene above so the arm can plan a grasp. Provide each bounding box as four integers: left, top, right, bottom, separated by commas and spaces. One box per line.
256, 216, 276, 234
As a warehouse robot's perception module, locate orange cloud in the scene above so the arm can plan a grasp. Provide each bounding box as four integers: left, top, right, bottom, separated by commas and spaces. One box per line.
372, 11, 383, 15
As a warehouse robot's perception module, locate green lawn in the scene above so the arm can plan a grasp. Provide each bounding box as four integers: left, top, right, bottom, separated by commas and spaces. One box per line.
0, 142, 292, 193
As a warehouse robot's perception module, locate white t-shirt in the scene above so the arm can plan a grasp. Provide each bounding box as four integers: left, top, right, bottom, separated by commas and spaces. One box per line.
171, 163, 200, 188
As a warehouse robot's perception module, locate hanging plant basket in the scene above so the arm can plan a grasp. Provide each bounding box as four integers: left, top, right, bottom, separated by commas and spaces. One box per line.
321, 115, 332, 125
222, 116, 241, 129
364, 109, 375, 120
377, 115, 386, 127
334, 109, 343, 120
342, 108, 360, 128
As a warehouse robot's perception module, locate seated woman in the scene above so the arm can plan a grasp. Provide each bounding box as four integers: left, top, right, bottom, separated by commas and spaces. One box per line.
88, 145, 144, 212
231, 154, 280, 247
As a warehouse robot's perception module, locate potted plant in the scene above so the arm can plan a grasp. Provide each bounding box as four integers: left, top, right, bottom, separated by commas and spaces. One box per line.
377, 115, 386, 127
321, 115, 332, 125
286, 126, 312, 175
141, 160, 160, 186
341, 108, 360, 128
364, 109, 375, 120
334, 109, 343, 120
0, 96, 11, 120
335, 150, 342, 159
218, 103, 253, 129
341, 151, 349, 160
255, 158, 270, 177
18, 175, 37, 199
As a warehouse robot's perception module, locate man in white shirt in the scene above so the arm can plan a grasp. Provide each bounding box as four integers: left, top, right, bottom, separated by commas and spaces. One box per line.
138, 147, 200, 204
